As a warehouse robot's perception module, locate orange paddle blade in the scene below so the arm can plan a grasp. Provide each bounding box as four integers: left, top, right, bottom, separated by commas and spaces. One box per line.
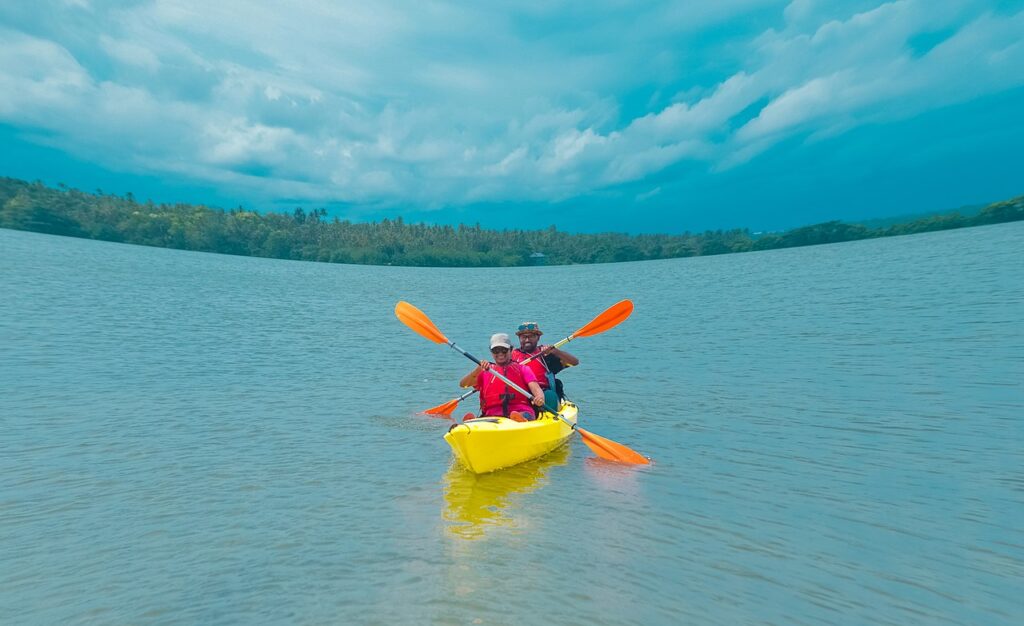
573, 300, 634, 338
421, 397, 459, 418
577, 427, 650, 465
395, 301, 449, 344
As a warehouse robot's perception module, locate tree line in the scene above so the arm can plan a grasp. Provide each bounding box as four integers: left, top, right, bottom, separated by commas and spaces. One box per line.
1, 176, 1020, 267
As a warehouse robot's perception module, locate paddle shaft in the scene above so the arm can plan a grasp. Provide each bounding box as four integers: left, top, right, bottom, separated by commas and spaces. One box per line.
523, 335, 574, 364
452, 388, 476, 403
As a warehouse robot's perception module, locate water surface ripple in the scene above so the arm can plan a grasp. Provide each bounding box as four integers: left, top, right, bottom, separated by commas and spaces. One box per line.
1, 224, 1022, 624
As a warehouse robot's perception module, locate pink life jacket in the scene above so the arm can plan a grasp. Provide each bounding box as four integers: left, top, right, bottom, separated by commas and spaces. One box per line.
476, 361, 537, 416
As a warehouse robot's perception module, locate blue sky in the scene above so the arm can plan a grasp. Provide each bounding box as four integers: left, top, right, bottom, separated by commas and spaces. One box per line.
1, 0, 1022, 233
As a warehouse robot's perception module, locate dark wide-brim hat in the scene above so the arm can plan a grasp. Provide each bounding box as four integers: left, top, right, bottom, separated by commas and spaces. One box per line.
516, 322, 542, 336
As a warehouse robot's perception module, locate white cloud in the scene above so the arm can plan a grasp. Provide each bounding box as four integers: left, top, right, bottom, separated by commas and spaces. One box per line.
488, 146, 529, 176
736, 73, 842, 142
201, 118, 303, 167
0, 1, 1021, 209
0, 30, 91, 118
605, 140, 707, 184
99, 35, 160, 72
543, 128, 607, 173
636, 186, 661, 202
714, 1, 1024, 167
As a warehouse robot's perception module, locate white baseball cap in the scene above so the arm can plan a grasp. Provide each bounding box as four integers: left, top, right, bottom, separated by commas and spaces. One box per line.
489, 333, 512, 349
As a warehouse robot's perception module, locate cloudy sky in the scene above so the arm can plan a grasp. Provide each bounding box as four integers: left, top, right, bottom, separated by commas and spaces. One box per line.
1, 0, 1022, 232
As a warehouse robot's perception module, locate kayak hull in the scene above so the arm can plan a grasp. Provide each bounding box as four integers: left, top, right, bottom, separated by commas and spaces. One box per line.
443, 401, 578, 474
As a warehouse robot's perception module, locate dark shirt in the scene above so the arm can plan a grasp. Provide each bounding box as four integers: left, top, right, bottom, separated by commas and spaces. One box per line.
543, 353, 567, 375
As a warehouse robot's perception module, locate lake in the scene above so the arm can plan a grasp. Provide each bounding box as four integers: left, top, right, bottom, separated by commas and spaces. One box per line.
1, 223, 1021, 625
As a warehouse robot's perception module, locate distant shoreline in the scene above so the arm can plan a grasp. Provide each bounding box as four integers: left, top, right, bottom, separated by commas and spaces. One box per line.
1, 176, 1021, 267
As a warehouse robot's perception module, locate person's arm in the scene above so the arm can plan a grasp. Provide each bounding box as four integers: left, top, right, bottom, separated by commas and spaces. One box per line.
518, 365, 545, 406
542, 345, 579, 367
460, 361, 489, 388
528, 381, 545, 406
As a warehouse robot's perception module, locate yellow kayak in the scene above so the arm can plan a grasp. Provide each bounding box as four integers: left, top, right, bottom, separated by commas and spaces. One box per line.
443, 401, 578, 474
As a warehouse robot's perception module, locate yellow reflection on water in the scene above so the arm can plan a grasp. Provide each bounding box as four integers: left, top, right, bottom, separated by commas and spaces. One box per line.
442, 444, 571, 540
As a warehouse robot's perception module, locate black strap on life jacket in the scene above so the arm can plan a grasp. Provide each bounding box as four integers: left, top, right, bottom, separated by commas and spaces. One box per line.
500, 389, 513, 417
496, 364, 513, 416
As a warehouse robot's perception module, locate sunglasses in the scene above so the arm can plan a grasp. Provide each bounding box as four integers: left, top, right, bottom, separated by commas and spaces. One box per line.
490, 347, 510, 354
517, 323, 539, 332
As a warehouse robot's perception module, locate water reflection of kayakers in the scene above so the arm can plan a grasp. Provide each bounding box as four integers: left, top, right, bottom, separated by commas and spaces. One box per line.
511, 321, 578, 406
443, 444, 571, 540
459, 333, 545, 419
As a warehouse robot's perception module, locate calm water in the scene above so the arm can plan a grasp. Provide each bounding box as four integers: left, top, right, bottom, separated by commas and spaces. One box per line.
2, 224, 1022, 625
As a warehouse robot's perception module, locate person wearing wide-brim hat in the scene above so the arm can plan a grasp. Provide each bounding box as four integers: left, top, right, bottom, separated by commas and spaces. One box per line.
511, 321, 579, 406
459, 332, 545, 419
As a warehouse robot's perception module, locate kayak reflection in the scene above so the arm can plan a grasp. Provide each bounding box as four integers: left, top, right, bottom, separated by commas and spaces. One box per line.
442, 443, 571, 540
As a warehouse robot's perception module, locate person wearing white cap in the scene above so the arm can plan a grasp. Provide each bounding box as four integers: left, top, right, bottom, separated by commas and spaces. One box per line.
459, 332, 546, 419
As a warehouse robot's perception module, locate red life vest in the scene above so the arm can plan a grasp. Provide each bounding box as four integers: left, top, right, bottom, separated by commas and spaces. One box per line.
476, 361, 536, 416
511, 348, 551, 389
